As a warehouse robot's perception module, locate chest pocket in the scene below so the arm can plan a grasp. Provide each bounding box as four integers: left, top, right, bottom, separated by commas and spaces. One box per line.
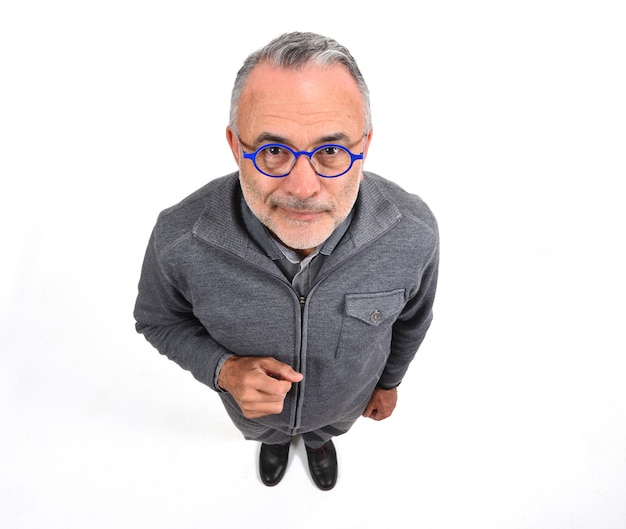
335, 289, 406, 359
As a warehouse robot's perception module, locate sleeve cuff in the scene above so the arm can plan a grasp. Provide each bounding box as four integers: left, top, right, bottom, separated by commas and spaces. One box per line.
377, 380, 401, 390
214, 352, 234, 392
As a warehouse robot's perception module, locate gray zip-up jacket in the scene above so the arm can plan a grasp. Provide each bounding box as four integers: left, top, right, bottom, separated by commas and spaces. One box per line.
134, 171, 439, 436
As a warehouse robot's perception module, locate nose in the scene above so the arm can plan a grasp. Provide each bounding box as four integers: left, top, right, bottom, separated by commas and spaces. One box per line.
281, 154, 321, 198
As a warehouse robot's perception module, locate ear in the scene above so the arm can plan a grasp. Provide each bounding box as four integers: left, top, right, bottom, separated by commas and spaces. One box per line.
360, 128, 374, 181
362, 128, 374, 159
225, 126, 241, 164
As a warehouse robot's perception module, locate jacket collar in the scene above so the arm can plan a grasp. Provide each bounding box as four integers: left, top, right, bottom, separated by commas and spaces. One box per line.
192, 172, 402, 268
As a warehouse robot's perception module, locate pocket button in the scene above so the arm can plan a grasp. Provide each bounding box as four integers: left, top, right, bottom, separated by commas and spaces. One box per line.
370, 310, 383, 324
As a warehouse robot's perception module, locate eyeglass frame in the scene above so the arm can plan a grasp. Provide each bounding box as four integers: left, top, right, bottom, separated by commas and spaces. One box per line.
238, 137, 365, 178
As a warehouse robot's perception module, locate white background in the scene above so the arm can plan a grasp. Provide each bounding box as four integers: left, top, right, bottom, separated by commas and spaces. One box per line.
1, 1, 625, 528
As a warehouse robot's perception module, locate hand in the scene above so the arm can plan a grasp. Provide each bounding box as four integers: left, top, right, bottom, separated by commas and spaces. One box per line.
362, 386, 398, 421
217, 356, 303, 419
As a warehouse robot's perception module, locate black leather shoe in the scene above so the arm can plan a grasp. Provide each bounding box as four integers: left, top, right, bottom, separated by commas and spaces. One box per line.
305, 440, 337, 491
259, 442, 290, 486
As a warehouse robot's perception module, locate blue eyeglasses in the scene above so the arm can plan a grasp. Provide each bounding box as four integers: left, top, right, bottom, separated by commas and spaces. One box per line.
240, 140, 364, 178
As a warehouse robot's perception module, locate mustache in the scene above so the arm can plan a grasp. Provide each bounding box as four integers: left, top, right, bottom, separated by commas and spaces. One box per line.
269, 197, 332, 212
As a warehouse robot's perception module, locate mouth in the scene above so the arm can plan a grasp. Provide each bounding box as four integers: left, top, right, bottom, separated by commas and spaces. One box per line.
277, 206, 326, 222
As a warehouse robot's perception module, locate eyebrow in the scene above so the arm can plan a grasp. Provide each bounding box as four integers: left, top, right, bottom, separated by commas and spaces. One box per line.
251, 131, 354, 148
253, 132, 291, 145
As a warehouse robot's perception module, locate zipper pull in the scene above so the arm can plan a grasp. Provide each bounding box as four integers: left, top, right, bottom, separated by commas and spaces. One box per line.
298, 295, 306, 309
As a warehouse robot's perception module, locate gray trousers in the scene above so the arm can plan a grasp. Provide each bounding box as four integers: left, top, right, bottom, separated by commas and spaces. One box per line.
223, 401, 359, 449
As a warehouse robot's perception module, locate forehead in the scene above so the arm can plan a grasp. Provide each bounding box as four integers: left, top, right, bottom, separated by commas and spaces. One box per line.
237, 62, 366, 143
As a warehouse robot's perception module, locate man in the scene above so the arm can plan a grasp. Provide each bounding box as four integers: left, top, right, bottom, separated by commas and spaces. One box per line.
134, 32, 439, 491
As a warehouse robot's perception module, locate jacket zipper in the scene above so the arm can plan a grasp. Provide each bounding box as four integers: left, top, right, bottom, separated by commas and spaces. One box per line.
290, 294, 307, 434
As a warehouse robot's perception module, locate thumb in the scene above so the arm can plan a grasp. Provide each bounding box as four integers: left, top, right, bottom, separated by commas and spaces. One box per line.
262, 358, 303, 382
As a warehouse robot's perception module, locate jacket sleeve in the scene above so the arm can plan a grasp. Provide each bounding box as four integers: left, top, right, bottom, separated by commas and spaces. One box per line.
377, 236, 439, 389
133, 228, 231, 392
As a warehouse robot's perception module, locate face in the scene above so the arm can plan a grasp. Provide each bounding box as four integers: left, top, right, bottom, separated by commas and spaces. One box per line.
226, 62, 373, 256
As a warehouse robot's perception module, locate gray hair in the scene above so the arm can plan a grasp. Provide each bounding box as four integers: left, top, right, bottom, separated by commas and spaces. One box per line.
229, 32, 371, 135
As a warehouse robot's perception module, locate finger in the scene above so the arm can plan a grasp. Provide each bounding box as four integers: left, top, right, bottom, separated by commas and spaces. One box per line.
237, 382, 291, 419
262, 358, 303, 383
241, 398, 287, 419
362, 404, 375, 419
256, 376, 294, 398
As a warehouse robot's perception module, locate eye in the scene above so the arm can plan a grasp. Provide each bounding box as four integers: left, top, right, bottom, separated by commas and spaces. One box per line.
266, 146, 285, 156
322, 146, 340, 156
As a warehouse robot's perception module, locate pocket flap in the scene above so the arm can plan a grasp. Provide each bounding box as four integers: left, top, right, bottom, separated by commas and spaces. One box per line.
344, 289, 406, 327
